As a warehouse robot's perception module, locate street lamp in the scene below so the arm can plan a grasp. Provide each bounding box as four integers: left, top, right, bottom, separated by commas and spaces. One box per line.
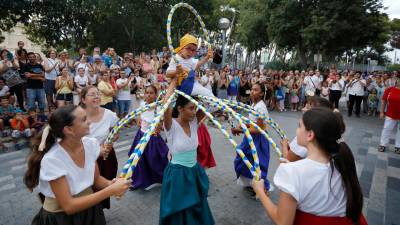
352, 54, 356, 70
219, 17, 230, 68
367, 58, 371, 75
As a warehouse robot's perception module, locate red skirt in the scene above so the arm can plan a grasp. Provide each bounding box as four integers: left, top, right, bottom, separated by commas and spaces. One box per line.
294, 210, 368, 225
197, 123, 216, 168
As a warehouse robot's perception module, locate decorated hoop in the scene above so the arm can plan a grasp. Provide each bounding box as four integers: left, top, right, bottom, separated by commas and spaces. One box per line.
166, 3, 211, 63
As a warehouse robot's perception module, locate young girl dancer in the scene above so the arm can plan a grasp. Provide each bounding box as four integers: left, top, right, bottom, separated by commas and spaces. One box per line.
232, 82, 271, 195
282, 96, 345, 162
128, 85, 169, 190
252, 108, 366, 225
24, 105, 129, 225
159, 78, 214, 225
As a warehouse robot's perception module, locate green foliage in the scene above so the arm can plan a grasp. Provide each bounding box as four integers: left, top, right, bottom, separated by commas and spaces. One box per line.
235, 0, 269, 52
390, 18, 400, 50
10, 0, 216, 53
266, 0, 390, 67
387, 64, 400, 72
0, 0, 30, 43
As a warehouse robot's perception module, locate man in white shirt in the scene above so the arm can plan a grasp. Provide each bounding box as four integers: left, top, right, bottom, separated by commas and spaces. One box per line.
116, 71, 132, 118
303, 70, 321, 96
347, 72, 366, 117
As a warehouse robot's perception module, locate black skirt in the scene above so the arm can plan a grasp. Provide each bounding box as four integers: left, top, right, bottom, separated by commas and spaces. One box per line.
32, 204, 105, 225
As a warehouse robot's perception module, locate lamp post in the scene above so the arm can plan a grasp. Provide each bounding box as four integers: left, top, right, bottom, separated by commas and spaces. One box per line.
367, 58, 371, 75
219, 17, 230, 68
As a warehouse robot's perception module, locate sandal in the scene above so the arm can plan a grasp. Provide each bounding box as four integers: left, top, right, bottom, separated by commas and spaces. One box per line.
395, 147, 400, 154
378, 146, 386, 152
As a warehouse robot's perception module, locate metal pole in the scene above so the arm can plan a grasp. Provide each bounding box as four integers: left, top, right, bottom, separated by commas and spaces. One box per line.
222, 30, 226, 68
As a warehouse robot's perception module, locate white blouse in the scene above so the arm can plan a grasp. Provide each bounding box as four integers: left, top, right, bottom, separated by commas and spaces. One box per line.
87, 109, 119, 144
167, 55, 198, 72
249, 100, 268, 121
38, 137, 101, 198
274, 158, 347, 216
140, 101, 159, 132
165, 118, 198, 154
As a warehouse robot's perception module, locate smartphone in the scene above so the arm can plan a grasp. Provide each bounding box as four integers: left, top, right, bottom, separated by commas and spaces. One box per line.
7, 52, 13, 61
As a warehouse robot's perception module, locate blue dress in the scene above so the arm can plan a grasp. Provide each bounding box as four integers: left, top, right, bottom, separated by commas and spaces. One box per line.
233, 101, 271, 190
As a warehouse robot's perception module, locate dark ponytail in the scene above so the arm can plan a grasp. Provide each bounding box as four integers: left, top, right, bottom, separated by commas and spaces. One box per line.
24, 105, 79, 191
172, 94, 191, 118
302, 108, 362, 223
334, 142, 363, 223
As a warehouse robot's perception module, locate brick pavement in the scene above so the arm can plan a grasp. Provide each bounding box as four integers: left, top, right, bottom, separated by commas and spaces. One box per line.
0, 111, 398, 225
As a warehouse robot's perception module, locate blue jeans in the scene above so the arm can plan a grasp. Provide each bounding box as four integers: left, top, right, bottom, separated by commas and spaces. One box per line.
26, 89, 46, 113
118, 100, 131, 114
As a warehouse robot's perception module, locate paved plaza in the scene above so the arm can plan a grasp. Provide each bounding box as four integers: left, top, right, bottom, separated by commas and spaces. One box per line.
0, 110, 399, 225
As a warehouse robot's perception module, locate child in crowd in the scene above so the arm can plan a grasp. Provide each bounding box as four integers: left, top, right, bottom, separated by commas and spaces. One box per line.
10, 109, 31, 150
0, 98, 15, 137
368, 88, 378, 116
28, 109, 47, 136
74, 67, 89, 94
88, 68, 99, 86
321, 81, 330, 100
290, 83, 300, 112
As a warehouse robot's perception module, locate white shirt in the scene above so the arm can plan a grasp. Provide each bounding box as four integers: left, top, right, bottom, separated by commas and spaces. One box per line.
76, 63, 89, 77
87, 109, 119, 144
329, 79, 345, 91
0, 85, 10, 97
140, 101, 159, 132
116, 78, 131, 100
45, 58, 59, 80
274, 158, 346, 216
88, 74, 97, 85
165, 118, 198, 154
289, 136, 307, 158
201, 75, 212, 90
166, 55, 198, 72
249, 100, 269, 121
74, 75, 89, 86
304, 75, 321, 92
347, 79, 366, 96
38, 137, 101, 198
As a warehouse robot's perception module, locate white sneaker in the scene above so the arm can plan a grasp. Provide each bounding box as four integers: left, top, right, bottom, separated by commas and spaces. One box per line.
268, 183, 275, 192
144, 183, 162, 191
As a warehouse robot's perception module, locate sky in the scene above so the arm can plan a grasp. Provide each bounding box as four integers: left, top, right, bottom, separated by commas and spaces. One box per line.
383, 0, 400, 19
383, 0, 400, 63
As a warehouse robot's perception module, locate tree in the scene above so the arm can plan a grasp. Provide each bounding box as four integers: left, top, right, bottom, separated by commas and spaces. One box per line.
0, 0, 30, 43
390, 18, 400, 50
266, 0, 390, 68
22, 0, 216, 53
25, 0, 96, 50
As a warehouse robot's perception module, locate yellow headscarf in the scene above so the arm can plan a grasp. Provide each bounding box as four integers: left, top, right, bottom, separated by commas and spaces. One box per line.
174, 34, 198, 53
